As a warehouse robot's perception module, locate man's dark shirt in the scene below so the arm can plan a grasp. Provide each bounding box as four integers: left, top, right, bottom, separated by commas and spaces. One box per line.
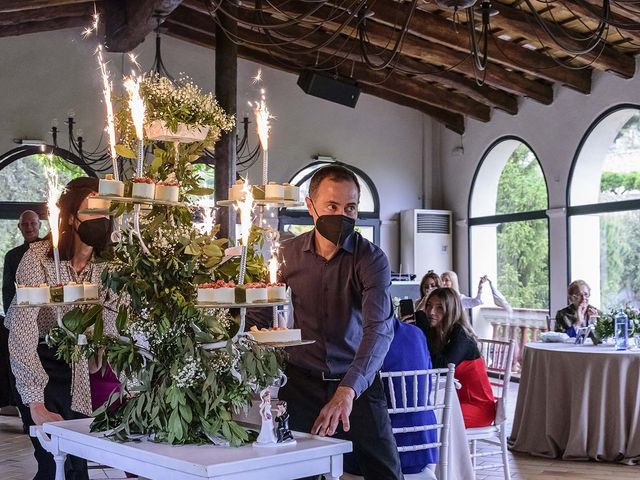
249, 230, 395, 397
3, 242, 31, 314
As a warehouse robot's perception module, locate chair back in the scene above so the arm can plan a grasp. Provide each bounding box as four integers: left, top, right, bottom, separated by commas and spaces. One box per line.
545, 314, 556, 332
477, 339, 515, 407
380, 364, 456, 480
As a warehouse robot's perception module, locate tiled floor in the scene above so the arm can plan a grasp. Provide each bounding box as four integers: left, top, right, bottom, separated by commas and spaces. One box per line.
0, 411, 129, 480
1, 383, 638, 479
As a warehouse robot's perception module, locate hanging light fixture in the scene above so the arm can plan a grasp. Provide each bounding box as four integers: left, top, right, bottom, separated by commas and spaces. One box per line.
145, 15, 261, 170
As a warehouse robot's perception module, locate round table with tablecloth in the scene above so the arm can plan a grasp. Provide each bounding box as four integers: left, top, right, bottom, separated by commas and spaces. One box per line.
509, 342, 640, 464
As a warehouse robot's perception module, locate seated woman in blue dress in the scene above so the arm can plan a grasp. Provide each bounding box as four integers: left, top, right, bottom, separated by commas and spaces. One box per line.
344, 317, 438, 475
554, 280, 600, 337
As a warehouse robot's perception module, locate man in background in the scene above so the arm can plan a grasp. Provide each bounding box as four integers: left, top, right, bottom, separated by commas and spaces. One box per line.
1, 210, 42, 411
3, 210, 42, 313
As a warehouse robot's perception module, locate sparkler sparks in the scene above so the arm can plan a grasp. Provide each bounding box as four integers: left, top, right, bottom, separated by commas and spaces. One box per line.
236, 179, 254, 247
252, 69, 263, 85
96, 45, 118, 178
124, 76, 145, 141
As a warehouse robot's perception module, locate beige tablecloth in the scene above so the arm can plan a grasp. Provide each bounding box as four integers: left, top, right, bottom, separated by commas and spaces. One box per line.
509, 342, 640, 464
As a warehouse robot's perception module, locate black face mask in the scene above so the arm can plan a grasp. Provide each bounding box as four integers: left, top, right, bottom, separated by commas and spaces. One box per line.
311, 201, 356, 246
77, 218, 112, 250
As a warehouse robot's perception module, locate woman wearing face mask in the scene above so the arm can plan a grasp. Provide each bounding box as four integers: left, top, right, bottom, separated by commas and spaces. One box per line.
554, 280, 600, 337
4, 177, 118, 480
422, 288, 496, 428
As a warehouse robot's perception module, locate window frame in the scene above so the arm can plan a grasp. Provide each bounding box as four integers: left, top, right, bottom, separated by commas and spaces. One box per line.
566, 103, 640, 292
467, 135, 551, 315
0, 145, 96, 221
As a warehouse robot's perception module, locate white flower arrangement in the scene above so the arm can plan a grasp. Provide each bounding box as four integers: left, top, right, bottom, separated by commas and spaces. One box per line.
116, 72, 235, 148
172, 355, 205, 388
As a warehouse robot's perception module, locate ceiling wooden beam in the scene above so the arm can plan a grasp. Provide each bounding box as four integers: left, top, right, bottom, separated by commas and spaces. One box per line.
0, 15, 90, 38
335, 17, 554, 103
488, 2, 636, 77
367, 1, 591, 93
0, 3, 97, 27
163, 20, 466, 133
238, 1, 553, 103
169, 6, 491, 121
179, 0, 517, 114
103, 0, 183, 52
552, 0, 640, 43
0, 0, 91, 14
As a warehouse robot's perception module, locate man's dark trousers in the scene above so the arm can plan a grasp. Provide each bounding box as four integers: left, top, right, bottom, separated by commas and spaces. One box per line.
280, 365, 403, 480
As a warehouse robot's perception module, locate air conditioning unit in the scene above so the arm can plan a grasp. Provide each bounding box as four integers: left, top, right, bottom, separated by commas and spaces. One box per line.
400, 209, 453, 281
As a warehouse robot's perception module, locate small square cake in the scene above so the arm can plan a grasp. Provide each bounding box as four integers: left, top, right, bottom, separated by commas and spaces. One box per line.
265, 182, 284, 200
132, 177, 156, 199
228, 179, 246, 201
197, 280, 236, 304
29, 284, 51, 304
267, 283, 287, 302
242, 282, 268, 303
155, 180, 180, 202
87, 197, 111, 209
83, 282, 99, 300
15, 285, 30, 305
282, 183, 300, 201
63, 282, 84, 302
248, 326, 301, 343
98, 174, 124, 197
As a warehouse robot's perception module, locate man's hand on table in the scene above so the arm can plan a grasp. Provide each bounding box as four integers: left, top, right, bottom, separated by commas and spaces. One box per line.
30, 402, 63, 425
311, 386, 355, 437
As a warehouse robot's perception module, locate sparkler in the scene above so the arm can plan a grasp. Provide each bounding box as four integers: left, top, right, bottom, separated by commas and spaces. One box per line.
45, 165, 63, 284
82, 7, 99, 38
124, 76, 145, 176
268, 256, 279, 285
251, 88, 273, 185
96, 45, 118, 180
236, 179, 255, 248
235, 180, 254, 284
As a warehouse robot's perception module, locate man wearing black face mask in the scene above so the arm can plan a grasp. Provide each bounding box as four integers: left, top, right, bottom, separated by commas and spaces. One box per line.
248, 165, 402, 479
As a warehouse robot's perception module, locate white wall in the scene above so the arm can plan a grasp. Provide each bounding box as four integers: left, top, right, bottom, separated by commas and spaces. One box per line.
0, 28, 428, 269
437, 59, 640, 315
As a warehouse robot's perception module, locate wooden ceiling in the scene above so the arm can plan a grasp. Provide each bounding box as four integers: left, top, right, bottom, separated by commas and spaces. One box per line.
2, 0, 639, 133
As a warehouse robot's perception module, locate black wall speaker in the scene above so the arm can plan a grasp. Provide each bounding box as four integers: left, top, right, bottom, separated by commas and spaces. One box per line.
297, 70, 361, 108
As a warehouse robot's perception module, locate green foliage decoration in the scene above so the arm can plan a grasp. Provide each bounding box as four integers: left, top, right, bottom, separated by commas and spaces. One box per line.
46, 305, 104, 364
594, 306, 640, 340
84, 75, 283, 446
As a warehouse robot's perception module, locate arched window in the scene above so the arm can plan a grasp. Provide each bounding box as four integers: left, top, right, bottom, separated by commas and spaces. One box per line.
468, 138, 549, 339
568, 105, 640, 311
278, 160, 381, 244
0, 146, 89, 312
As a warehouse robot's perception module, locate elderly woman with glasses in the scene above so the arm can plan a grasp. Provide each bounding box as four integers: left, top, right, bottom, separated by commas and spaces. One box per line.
554, 280, 600, 337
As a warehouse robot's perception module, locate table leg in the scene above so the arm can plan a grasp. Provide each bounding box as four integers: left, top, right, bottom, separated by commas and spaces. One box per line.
327, 453, 343, 480
30, 426, 67, 480
54, 452, 67, 480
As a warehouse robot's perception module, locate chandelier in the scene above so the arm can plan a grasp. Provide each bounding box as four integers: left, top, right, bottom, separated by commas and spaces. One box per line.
47, 17, 261, 175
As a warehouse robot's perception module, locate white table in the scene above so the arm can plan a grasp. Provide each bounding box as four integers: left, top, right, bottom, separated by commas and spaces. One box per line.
509, 342, 640, 464
32, 418, 352, 480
